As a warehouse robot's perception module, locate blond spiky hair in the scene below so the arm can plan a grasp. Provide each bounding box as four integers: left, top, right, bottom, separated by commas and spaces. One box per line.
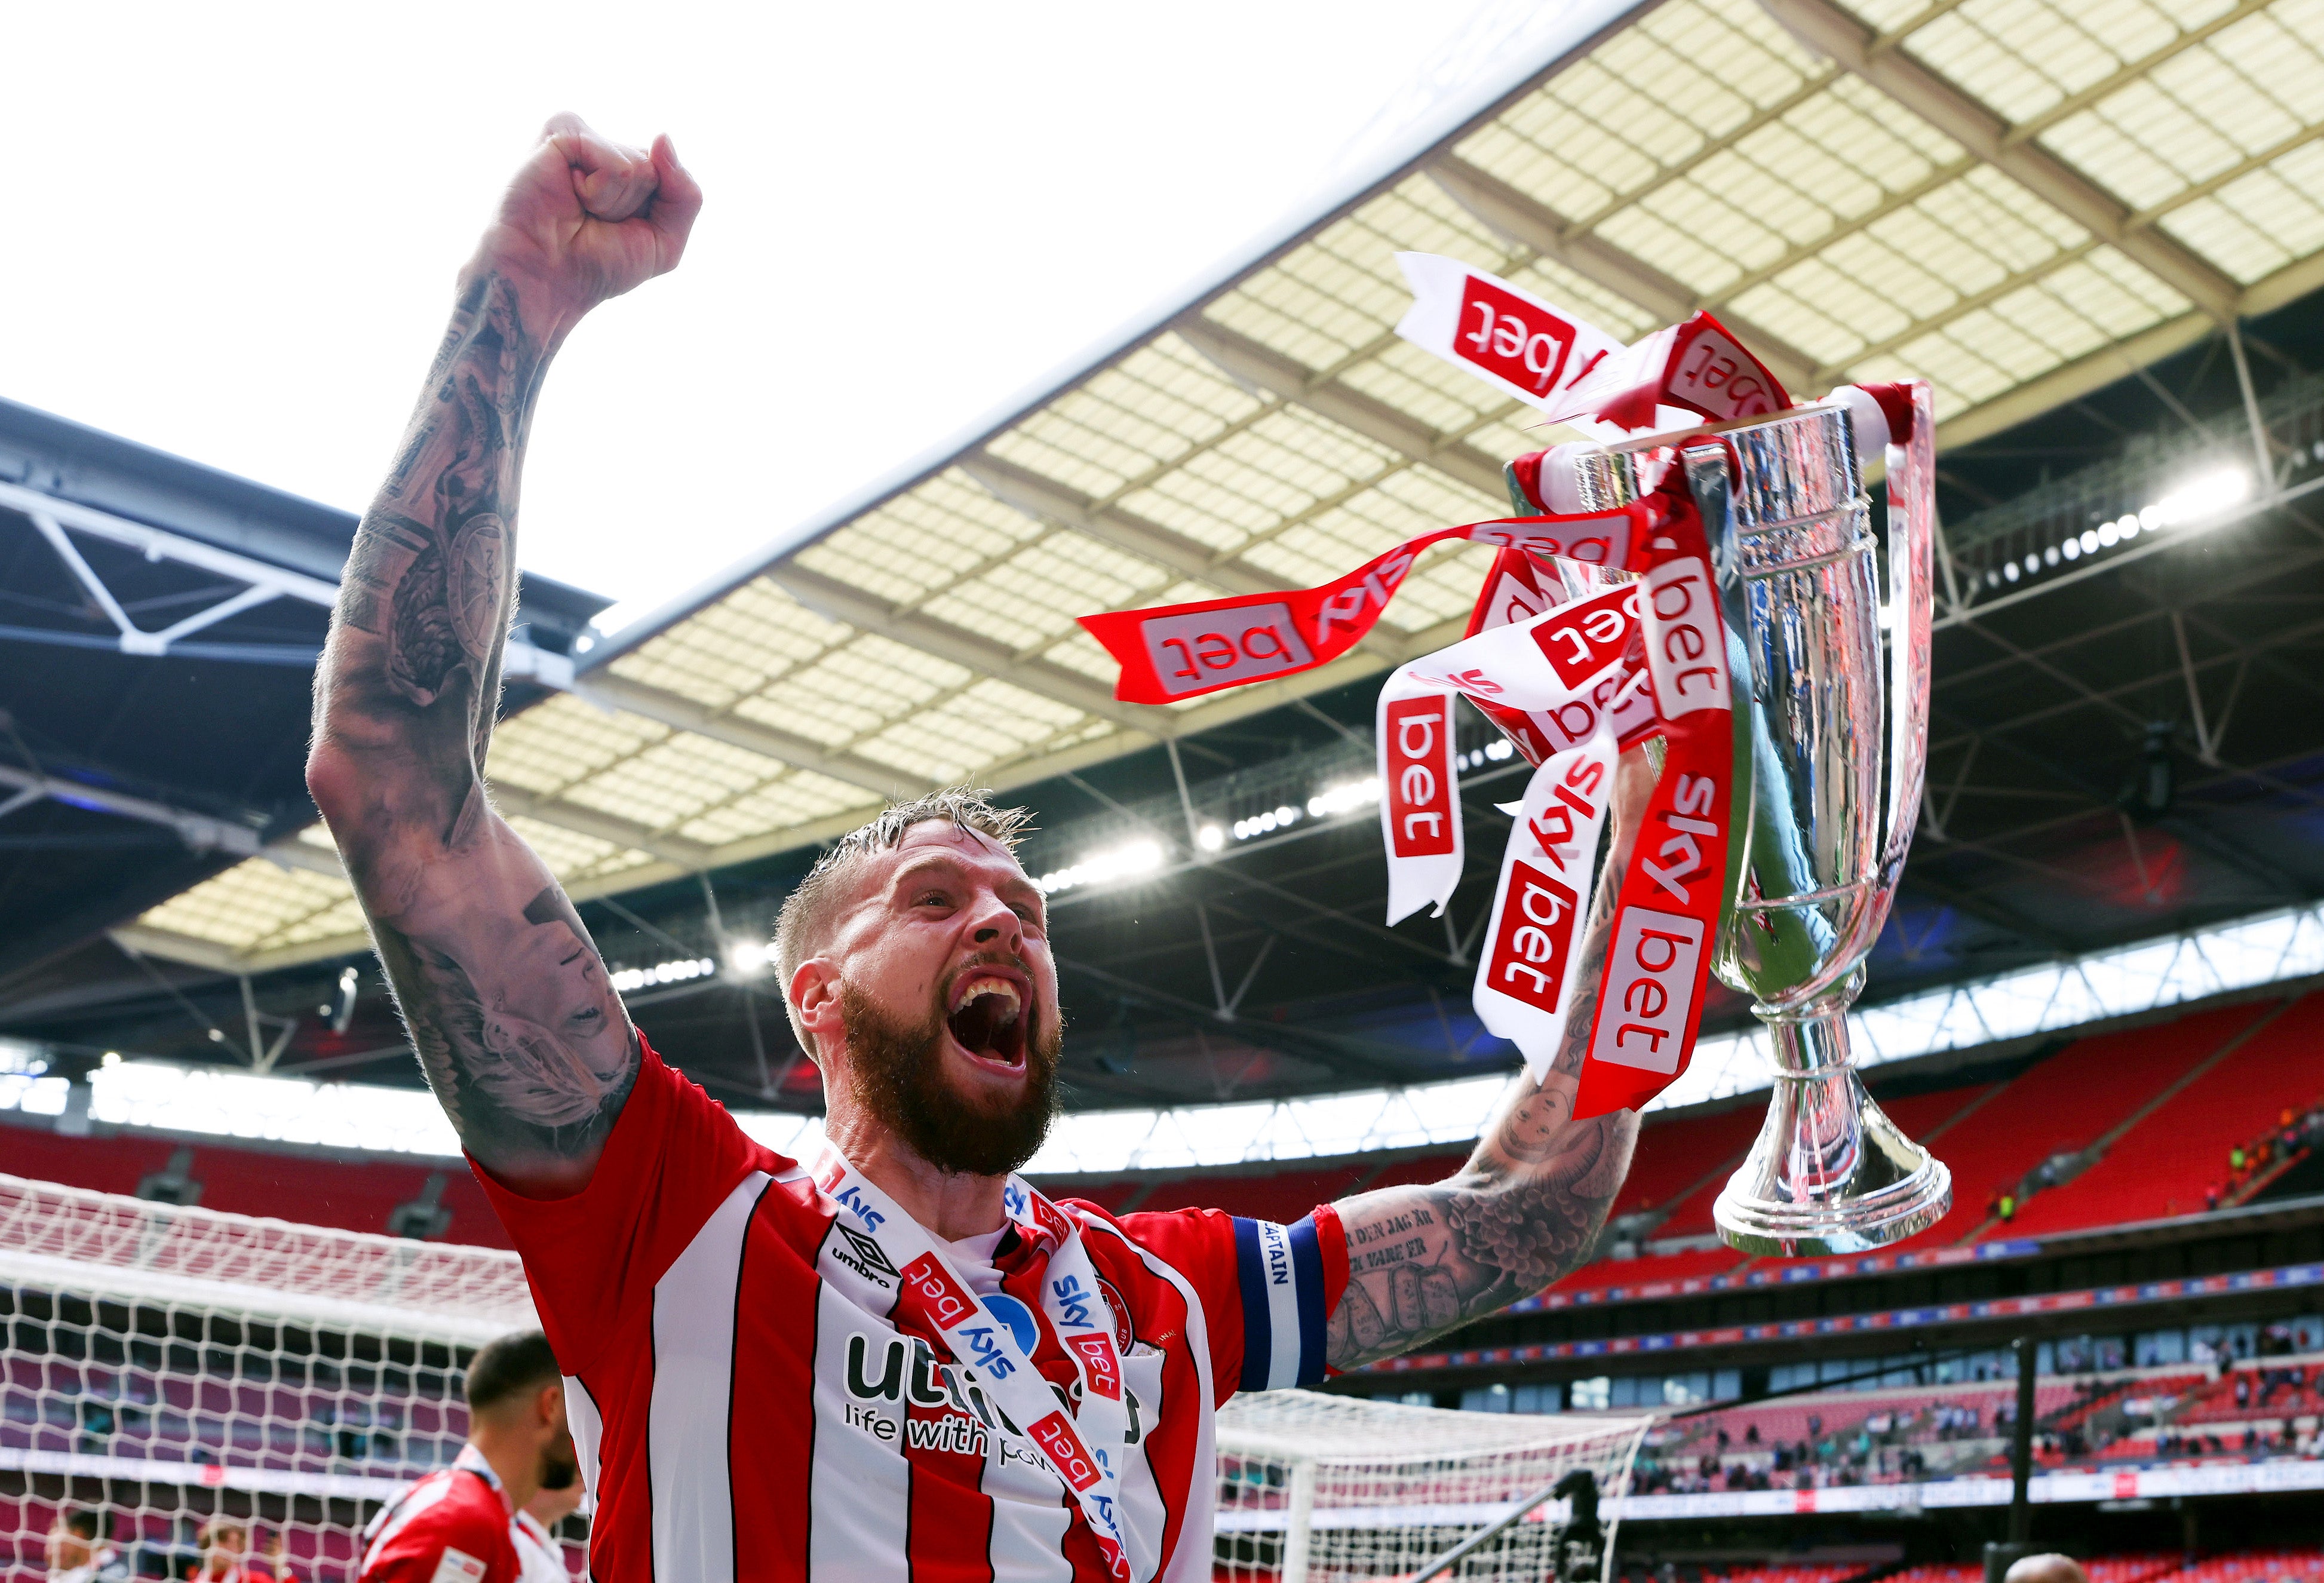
772, 787, 1036, 1057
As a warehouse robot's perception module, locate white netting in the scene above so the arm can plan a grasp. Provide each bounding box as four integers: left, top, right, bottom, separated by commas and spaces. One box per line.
0, 1174, 576, 1581
1215, 1391, 1653, 1583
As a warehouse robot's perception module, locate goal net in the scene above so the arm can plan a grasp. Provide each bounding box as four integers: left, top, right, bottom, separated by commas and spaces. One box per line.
0, 1172, 563, 1582
1214, 1391, 1653, 1583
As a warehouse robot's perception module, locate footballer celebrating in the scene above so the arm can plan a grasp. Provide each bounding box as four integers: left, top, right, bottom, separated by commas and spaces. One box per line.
309, 115, 1643, 1583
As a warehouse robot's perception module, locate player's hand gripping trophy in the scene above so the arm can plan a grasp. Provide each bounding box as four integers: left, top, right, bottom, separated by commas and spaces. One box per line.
1565, 387, 1952, 1253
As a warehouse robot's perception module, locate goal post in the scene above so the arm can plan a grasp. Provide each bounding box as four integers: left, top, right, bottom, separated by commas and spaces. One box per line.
1214, 1390, 1654, 1583
0, 1171, 548, 1582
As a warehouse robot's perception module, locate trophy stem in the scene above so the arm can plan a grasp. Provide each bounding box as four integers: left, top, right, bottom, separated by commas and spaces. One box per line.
1711, 1005, 1952, 1256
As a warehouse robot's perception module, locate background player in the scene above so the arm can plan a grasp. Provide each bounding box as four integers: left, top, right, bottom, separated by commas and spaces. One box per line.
512, 1483, 584, 1583
357, 1332, 576, 1583
44, 1511, 127, 1583
308, 113, 1642, 1582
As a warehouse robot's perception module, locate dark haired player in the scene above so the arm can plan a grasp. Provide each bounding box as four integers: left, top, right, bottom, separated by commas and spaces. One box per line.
45, 1510, 128, 1583
309, 114, 1643, 1583
357, 1332, 576, 1583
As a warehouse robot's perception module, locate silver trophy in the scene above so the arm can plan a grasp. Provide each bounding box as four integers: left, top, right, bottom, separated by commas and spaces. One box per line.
1569, 399, 1950, 1254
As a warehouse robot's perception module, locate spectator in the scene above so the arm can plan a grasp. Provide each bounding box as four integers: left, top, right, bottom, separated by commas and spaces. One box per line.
2004, 1557, 2088, 1583
46, 1510, 128, 1583
189, 1519, 280, 1583
2205, 1183, 2222, 1213
1998, 1192, 2016, 1221
2230, 1143, 2247, 1174
2235, 1374, 2251, 1408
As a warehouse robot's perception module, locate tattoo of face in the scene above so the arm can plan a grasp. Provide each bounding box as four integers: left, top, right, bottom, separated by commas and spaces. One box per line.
1442, 1113, 1625, 1286
325, 273, 629, 1176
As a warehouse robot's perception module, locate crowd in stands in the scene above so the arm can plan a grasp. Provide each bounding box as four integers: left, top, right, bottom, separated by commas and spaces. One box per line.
1631, 1551, 2324, 1583
1622, 1322, 2322, 1496
2212, 1105, 2324, 1210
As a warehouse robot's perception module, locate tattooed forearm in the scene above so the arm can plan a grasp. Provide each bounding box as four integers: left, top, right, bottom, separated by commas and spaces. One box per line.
1327, 1100, 1635, 1371
1323, 748, 1651, 1371
309, 271, 637, 1192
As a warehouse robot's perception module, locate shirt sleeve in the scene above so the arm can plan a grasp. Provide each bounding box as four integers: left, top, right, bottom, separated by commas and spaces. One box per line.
358, 1498, 518, 1583
1117, 1204, 1347, 1403
469, 1038, 762, 1375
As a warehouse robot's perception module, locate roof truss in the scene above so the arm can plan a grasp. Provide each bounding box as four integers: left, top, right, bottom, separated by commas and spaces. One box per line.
119, 0, 2324, 974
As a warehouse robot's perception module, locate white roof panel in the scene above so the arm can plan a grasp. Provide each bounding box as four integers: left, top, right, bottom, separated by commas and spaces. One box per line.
136, 0, 2324, 971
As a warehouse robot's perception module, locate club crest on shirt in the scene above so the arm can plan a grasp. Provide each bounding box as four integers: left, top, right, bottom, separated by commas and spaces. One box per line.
1099, 1278, 1135, 1352
825, 1220, 901, 1287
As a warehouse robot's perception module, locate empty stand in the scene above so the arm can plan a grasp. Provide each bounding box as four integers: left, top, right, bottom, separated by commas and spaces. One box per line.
2151, 1551, 2324, 1583
1549, 1245, 1748, 1295
1126, 1164, 1372, 1225
0, 1122, 512, 1250
2006, 993, 2324, 1235
1891, 1001, 2274, 1248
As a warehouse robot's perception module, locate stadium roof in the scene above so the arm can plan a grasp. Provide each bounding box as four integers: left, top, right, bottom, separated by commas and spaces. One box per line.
106, 0, 2324, 972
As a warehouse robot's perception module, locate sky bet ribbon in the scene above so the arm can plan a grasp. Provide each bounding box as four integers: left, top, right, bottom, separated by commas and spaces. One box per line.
1071, 260, 1800, 1117
1077, 511, 1647, 705
814, 1148, 1136, 1583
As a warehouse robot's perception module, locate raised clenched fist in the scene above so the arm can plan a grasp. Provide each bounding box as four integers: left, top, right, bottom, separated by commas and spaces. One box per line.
464, 112, 703, 335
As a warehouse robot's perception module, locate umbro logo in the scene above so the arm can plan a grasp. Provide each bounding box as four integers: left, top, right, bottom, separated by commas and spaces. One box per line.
828, 1220, 900, 1287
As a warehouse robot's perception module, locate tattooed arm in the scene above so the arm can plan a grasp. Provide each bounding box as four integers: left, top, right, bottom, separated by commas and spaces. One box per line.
306, 115, 701, 1195
1326, 751, 1654, 1370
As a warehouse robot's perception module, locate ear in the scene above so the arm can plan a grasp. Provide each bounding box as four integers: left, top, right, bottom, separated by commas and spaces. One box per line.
790, 958, 843, 1062
536, 1380, 566, 1429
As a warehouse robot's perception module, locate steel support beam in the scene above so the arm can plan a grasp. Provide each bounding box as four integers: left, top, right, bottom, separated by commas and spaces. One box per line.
1758, 0, 2240, 320
766, 563, 1161, 734
559, 665, 917, 799
487, 784, 714, 870
1169, 318, 1515, 499
959, 452, 1292, 599
0, 762, 339, 870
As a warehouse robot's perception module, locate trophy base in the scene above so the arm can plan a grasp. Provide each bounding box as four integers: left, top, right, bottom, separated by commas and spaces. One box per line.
1711, 1025, 1954, 1256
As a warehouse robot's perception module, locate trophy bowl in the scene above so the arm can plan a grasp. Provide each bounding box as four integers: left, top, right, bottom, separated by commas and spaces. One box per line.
1569, 396, 1952, 1256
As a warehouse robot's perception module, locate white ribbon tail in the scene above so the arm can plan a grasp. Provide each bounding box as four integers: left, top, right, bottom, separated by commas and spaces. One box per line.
1471, 737, 1617, 1083
1378, 668, 1465, 924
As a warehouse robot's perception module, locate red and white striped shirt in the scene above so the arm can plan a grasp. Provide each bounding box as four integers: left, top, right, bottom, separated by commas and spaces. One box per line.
476, 1044, 1345, 1583
360, 1444, 522, 1583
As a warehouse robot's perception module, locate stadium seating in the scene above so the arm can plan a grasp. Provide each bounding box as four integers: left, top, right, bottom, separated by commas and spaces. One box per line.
2170, 1361, 2324, 1426
2004, 993, 2324, 1235
2154, 1551, 2324, 1583
0, 987, 2312, 1268
0, 1122, 514, 1249
1700, 1564, 1862, 1583
1128, 1164, 1373, 1224
1892, 1001, 2275, 1248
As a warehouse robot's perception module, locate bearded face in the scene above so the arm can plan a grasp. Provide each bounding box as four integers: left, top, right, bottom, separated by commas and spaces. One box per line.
840, 970, 1061, 1177
539, 1427, 581, 1492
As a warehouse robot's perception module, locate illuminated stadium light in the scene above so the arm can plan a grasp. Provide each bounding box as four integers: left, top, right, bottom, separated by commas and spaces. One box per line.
609, 955, 716, 993
2, 900, 2317, 1170
1306, 777, 1381, 818
1454, 740, 1515, 773
1979, 464, 2248, 588
1035, 836, 1163, 895
723, 938, 773, 978
1231, 805, 1303, 842
1196, 824, 1226, 852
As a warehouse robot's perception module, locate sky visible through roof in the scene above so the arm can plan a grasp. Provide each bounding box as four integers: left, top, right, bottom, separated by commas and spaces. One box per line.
4, 0, 1568, 628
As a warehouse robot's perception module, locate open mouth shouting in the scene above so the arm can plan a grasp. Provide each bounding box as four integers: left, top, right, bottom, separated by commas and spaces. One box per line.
944, 962, 1032, 1076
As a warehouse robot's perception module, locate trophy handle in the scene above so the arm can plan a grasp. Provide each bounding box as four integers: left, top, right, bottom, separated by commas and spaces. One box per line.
1881, 382, 1937, 885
